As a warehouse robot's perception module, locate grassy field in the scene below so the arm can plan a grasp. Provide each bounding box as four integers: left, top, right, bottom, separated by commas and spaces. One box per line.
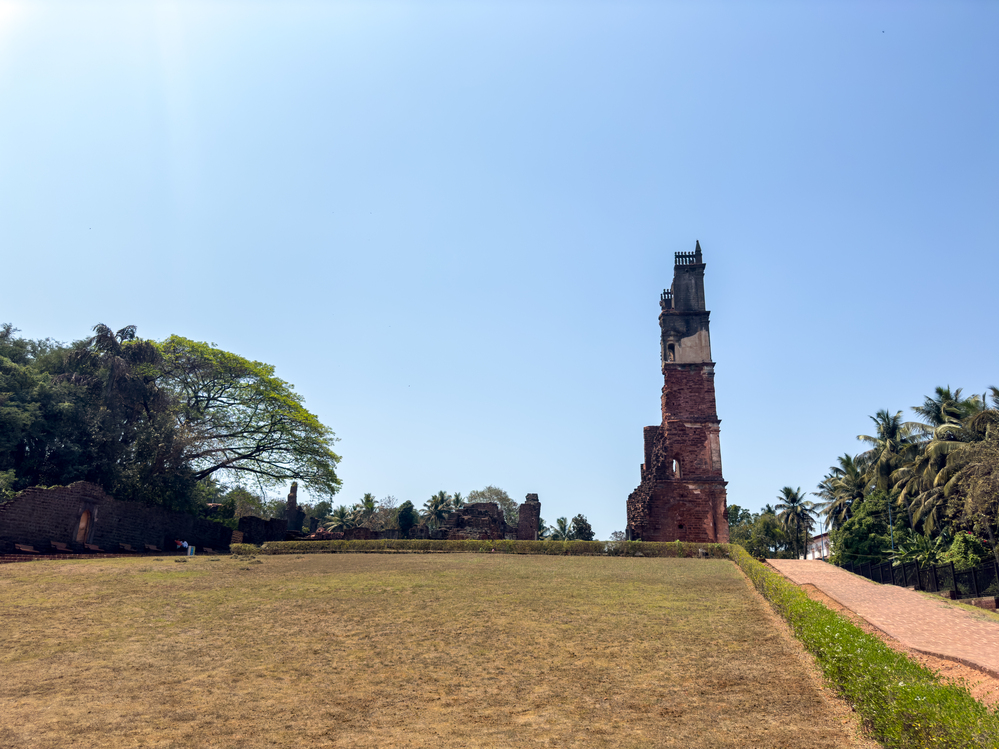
1, 554, 870, 748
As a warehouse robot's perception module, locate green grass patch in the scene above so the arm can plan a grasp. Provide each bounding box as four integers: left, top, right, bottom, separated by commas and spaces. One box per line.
730, 545, 999, 748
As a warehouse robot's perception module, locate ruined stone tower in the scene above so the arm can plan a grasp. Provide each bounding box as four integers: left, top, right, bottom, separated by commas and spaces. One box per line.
626, 241, 729, 543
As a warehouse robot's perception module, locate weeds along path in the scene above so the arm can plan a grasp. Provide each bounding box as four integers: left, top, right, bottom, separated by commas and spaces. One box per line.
2, 554, 867, 748
797, 582, 999, 707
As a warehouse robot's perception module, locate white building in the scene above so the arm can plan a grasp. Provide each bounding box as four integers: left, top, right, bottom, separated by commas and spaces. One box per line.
803, 532, 830, 560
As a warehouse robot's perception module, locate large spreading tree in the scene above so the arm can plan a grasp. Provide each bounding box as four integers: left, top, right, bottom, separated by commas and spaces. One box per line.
157, 335, 341, 497
0, 323, 340, 512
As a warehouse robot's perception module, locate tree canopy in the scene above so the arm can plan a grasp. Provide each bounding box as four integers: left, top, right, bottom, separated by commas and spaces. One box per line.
0, 322, 341, 512
546, 514, 594, 541
727, 505, 795, 559
158, 335, 341, 496
570, 514, 595, 541
804, 385, 999, 567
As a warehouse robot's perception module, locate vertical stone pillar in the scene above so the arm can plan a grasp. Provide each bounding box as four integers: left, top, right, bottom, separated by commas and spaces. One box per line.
517, 494, 541, 541
286, 482, 299, 530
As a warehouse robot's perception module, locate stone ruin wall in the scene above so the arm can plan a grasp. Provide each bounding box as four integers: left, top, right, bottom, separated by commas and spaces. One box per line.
0, 481, 235, 554
236, 515, 288, 545
628, 369, 729, 544
517, 494, 541, 541
438, 502, 510, 540
0, 482, 544, 552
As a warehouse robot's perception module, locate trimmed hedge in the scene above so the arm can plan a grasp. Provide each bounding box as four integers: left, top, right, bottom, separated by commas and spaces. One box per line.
236, 538, 731, 558
729, 545, 999, 748
229, 543, 260, 556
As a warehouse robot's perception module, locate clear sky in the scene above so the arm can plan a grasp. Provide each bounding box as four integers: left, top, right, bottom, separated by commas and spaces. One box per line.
2, 1, 996, 539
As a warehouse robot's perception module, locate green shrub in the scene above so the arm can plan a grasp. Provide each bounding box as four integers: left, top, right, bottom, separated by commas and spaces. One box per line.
944, 531, 991, 571
728, 544, 999, 748
229, 543, 260, 556
396, 501, 418, 536
251, 538, 731, 557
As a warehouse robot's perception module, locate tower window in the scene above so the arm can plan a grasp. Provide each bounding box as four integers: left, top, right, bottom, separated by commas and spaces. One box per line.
667, 343, 676, 362
672, 459, 681, 478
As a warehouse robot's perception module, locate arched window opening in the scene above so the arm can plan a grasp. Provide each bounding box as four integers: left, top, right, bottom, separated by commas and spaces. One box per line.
672, 459, 681, 478
666, 343, 676, 362
75, 511, 92, 543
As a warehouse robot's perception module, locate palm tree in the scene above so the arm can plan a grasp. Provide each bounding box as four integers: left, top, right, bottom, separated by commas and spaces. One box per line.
324, 505, 355, 531
357, 493, 377, 521
888, 533, 948, 567
74, 323, 138, 392
908, 487, 949, 535
813, 454, 867, 530
776, 486, 815, 559
68, 323, 165, 417
961, 386, 999, 442
894, 386, 981, 531
450, 492, 464, 511
892, 429, 954, 534
813, 475, 835, 512
944, 437, 999, 564
62, 323, 174, 495
343, 493, 378, 529
857, 409, 925, 528
912, 386, 979, 430
857, 410, 924, 493
894, 386, 999, 535
422, 491, 451, 529
549, 517, 572, 541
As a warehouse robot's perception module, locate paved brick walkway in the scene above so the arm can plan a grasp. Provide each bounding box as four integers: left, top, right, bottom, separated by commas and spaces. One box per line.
768, 559, 999, 677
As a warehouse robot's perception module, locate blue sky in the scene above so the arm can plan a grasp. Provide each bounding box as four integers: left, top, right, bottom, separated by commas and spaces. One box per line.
2, 1, 996, 538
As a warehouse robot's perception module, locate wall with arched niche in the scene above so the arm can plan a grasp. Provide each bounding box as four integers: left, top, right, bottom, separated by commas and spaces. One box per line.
0, 482, 234, 554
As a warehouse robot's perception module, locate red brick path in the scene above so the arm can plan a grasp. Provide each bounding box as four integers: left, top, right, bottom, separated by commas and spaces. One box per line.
769, 559, 999, 678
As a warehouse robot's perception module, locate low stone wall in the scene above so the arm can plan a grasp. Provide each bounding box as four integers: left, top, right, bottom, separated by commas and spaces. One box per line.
237, 515, 288, 545
0, 553, 142, 565
0, 482, 234, 554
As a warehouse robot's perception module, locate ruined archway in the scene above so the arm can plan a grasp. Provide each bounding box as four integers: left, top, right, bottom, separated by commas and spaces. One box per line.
75, 510, 92, 543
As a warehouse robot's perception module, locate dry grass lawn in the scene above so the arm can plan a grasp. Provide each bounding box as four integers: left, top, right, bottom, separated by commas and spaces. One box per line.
1, 554, 871, 748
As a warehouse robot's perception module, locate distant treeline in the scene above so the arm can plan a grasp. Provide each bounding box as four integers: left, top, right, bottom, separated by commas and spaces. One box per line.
730, 386, 999, 568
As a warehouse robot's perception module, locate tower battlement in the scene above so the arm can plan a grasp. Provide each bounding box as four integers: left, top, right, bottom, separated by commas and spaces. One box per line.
673, 241, 703, 266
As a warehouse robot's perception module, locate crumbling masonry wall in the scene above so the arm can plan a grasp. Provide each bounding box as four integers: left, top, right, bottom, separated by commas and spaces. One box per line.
440, 502, 514, 540
517, 494, 541, 541
0, 482, 235, 553
236, 515, 288, 545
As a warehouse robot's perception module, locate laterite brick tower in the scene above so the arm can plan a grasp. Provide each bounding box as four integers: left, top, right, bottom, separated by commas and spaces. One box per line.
626, 241, 729, 543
